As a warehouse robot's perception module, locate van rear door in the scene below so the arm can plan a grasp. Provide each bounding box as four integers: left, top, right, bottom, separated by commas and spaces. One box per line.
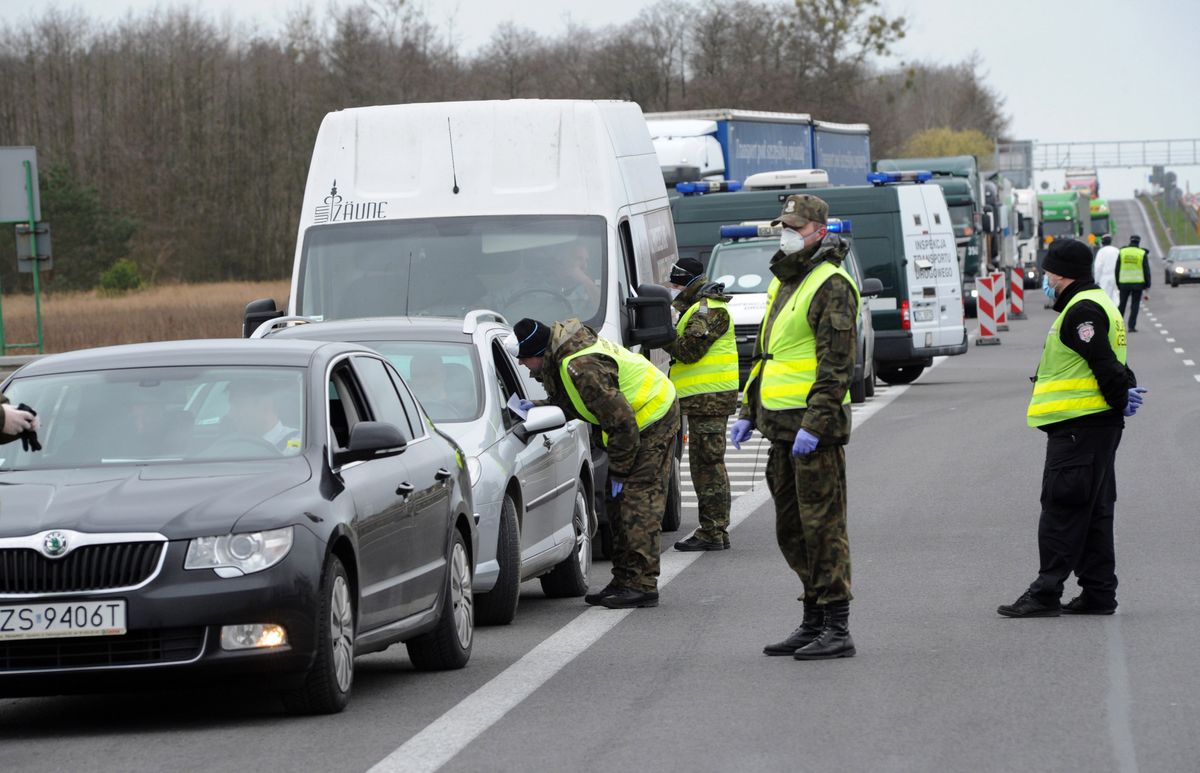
897, 186, 964, 351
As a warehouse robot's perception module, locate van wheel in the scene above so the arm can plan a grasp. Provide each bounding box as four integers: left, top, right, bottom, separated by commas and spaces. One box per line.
475, 496, 520, 626
662, 458, 682, 533
541, 483, 591, 598
877, 366, 924, 385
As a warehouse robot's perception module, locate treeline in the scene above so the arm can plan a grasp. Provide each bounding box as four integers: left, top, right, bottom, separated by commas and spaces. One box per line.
0, 0, 1006, 292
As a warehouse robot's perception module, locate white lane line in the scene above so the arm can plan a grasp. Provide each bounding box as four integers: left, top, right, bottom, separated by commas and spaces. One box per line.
1166, 338, 1176, 343
1184, 360, 1195, 367
1154, 323, 1162, 328
1175, 348, 1185, 354
367, 358, 952, 773
1194, 375, 1200, 383
1159, 330, 1169, 335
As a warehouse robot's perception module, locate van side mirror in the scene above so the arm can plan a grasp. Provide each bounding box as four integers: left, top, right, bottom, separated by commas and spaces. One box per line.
627, 283, 675, 348
244, 298, 284, 338
333, 421, 407, 466
860, 278, 884, 297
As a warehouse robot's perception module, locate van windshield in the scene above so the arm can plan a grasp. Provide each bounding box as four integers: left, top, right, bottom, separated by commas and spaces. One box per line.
1042, 220, 1076, 238
298, 216, 607, 327
707, 241, 777, 294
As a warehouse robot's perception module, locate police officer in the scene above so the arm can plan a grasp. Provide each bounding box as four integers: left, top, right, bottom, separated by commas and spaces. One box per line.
1116, 234, 1150, 332
506, 317, 679, 609
998, 239, 1145, 618
662, 258, 738, 552
729, 194, 860, 660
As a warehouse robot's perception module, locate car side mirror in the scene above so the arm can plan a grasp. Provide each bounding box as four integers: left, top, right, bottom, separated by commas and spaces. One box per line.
334, 421, 407, 466
244, 298, 283, 338
860, 278, 884, 298
627, 283, 675, 348
514, 405, 566, 444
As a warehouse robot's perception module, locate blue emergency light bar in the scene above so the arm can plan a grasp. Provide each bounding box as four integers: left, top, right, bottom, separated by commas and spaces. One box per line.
827, 218, 851, 234
676, 180, 743, 195
719, 218, 852, 241
867, 170, 933, 186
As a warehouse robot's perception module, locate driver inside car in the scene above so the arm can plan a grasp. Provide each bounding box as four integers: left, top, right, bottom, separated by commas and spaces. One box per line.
223, 379, 302, 455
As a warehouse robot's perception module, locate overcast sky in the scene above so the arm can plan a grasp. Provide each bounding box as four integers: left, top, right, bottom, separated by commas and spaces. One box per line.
4, 0, 1198, 197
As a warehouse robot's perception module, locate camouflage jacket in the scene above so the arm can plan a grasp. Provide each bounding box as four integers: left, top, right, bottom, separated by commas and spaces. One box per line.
534, 319, 646, 479
739, 237, 858, 445
664, 278, 739, 417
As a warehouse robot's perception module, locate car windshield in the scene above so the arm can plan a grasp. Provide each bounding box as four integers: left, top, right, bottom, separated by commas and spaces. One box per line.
1170, 247, 1200, 263
359, 341, 482, 423
298, 215, 607, 327
0, 366, 305, 470
707, 241, 777, 294
1042, 220, 1076, 238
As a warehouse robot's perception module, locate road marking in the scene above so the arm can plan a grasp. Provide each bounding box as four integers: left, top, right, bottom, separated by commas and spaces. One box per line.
1159, 330, 1169, 335
1184, 360, 1195, 367
1154, 323, 1162, 328
1175, 348, 1185, 354
1194, 375, 1200, 383
367, 358, 951, 773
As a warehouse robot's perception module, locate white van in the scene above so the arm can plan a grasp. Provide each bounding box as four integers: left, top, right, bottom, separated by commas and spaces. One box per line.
244, 99, 684, 532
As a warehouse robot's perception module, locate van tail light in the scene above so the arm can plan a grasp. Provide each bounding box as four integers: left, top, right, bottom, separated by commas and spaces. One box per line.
900, 299, 911, 331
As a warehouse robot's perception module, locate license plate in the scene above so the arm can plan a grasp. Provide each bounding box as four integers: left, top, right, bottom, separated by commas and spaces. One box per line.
0, 599, 127, 641
913, 309, 935, 322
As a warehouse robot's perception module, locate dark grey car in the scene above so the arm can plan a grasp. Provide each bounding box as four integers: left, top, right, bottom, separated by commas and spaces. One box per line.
0, 339, 475, 714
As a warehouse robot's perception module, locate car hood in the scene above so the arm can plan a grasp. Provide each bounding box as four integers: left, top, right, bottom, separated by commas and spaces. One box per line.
0, 460, 312, 540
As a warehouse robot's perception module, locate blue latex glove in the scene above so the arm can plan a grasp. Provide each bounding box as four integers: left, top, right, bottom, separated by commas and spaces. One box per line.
517, 399, 535, 413
730, 419, 753, 450
1123, 387, 1147, 417
791, 428, 819, 456
610, 477, 624, 498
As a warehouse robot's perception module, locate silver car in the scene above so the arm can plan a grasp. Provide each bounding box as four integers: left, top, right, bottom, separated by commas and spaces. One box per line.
264, 311, 594, 625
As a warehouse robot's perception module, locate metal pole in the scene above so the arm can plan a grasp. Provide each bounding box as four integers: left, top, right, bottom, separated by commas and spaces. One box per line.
24, 161, 43, 353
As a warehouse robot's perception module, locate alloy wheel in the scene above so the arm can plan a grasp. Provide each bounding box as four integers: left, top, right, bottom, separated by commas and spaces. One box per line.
450, 541, 474, 649
330, 574, 354, 693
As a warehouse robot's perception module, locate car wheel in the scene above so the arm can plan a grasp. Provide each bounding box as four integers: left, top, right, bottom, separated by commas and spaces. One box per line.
475, 495, 520, 626
662, 458, 682, 533
1171, 278, 1179, 288
406, 529, 473, 671
541, 482, 592, 598
595, 522, 614, 560
877, 365, 924, 386
281, 555, 354, 715
864, 364, 876, 398
850, 371, 867, 404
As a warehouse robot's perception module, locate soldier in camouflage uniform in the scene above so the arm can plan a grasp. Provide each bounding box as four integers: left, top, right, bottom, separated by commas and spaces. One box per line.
506, 317, 679, 609
731, 194, 860, 660
662, 258, 738, 551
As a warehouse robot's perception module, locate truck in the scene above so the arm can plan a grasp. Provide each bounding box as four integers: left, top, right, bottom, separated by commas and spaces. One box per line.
1065, 167, 1099, 199
243, 99, 684, 536
1089, 198, 1116, 242
645, 109, 871, 186
1013, 188, 1041, 287
875, 155, 984, 315
1036, 190, 1090, 271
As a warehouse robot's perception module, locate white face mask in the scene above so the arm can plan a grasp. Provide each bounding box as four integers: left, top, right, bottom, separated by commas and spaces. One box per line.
780, 228, 807, 255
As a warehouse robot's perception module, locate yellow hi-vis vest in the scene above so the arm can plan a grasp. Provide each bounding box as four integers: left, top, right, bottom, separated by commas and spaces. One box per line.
668, 298, 739, 398
1027, 288, 1126, 427
1117, 246, 1147, 285
743, 261, 860, 411
561, 337, 675, 443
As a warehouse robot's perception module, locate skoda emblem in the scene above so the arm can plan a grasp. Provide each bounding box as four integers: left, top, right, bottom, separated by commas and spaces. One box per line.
42, 531, 69, 558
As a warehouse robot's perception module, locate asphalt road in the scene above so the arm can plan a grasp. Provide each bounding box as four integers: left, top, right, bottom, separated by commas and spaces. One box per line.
2, 200, 1198, 772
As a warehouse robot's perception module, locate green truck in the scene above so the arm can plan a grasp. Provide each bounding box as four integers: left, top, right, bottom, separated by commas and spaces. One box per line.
1036, 191, 1090, 272
1090, 198, 1116, 242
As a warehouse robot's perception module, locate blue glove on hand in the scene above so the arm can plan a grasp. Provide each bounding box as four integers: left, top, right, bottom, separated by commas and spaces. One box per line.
791, 428, 819, 456
730, 419, 753, 450
610, 477, 624, 498
1123, 387, 1147, 417
517, 399, 535, 413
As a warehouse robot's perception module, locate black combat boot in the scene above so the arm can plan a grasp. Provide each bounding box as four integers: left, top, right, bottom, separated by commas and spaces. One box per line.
763, 603, 824, 656
584, 583, 622, 606
997, 590, 1061, 618
598, 587, 659, 609
674, 534, 729, 552
793, 601, 856, 660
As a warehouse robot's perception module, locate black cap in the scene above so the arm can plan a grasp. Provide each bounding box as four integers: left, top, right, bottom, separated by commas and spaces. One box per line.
669, 258, 704, 286
1042, 239, 1094, 280
511, 318, 551, 358
1129, 234, 1141, 245
1101, 234, 1112, 245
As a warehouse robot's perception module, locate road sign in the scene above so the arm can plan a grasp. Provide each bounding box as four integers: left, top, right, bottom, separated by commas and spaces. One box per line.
0, 147, 40, 223
15, 222, 52, 272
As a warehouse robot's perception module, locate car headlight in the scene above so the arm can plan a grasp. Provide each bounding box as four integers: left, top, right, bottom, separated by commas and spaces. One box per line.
185, 527, 294, 577
466, 456, 482, 487
1175, 266, 1187, 273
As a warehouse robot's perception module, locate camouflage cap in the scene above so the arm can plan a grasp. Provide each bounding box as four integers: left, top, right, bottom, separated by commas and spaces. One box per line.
772, 194, 829, 229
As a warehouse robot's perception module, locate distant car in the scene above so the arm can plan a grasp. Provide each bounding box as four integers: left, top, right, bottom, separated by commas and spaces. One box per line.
264, 311, 595, 626
706, 229, 881, 402
0, 339, 476, 714
1164, 245, 1200, 287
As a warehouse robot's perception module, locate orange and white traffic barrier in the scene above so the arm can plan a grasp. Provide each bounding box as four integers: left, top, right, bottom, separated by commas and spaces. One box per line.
991, 270, 1009, 331
975, 275, 1001, 345
1009, 267, 1027, 320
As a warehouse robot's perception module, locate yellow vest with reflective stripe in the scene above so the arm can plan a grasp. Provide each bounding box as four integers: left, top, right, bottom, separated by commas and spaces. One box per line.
668, 298, 739, 398
743, 261, 860, 411
1027, 288, 1126, 427
561, 338, 675, 442
1117, 246, 1147, 284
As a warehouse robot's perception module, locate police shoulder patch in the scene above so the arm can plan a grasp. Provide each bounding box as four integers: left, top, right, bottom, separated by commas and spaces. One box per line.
1076, 321, 1095, 342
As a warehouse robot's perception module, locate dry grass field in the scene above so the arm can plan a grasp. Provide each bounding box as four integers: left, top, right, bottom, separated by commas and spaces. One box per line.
0, 280, 292, 354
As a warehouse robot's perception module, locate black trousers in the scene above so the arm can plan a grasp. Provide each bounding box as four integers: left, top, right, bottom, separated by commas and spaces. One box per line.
1029, 425, 1122, 605
1117, 286, 1143, 330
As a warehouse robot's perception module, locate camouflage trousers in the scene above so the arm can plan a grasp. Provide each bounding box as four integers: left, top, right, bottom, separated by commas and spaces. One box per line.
685, 414, 732, 542
606, 400, 680, 592
765, 441, 853, 604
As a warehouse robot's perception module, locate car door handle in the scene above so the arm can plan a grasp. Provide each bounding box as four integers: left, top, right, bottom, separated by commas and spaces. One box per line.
396, 482, 415, 496
435, 468, 453, 481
